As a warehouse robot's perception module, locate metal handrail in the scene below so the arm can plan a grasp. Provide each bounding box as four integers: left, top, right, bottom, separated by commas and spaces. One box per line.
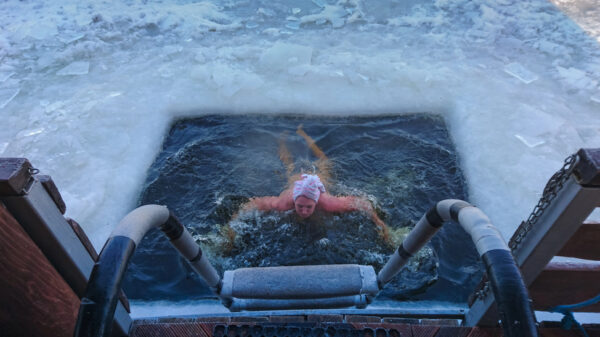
73, 205, 221, 337
378, 199, 538, 337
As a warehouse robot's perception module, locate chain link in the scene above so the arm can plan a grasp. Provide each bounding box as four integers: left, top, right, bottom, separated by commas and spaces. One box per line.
474, 281, 491, 301
474, 153, 579, 301
508, 153, 579, 252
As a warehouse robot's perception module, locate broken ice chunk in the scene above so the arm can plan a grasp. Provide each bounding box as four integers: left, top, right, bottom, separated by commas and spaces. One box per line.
292, 8, 302, 15
16, 127, 45, 138
26, 23, 58, 40
0, 72, 15, 83
245, 22, 259, 29
0, 87, 20, 109
576, 127, 600, 143
312, 0, 326, 8
58, 32, 85, 44
556, 66, 597, 90
288, 64, 311, 76
504, 62, 538, 84
262, 28, 281, 36
516, 105, 565, 135
591, 93, 600, 104
163, 45, 183, 55
44, 100, 65, 113
107, 92, 122, 98
286, 22, 301, 30
57, 61, 90, 76
515, 134, 545, 148
300, 5, 348, 28
257, 8, 276, 17
331, 18, 345, 28
259, 42, 313, 71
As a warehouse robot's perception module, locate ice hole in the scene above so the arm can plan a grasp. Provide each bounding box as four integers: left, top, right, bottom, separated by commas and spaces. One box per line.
124, 114, 482, 305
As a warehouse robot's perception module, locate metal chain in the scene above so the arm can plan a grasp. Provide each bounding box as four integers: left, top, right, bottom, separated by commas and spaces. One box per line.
508, 153, 579, 252
474, 153, 579, 301
474, 281, 491, 301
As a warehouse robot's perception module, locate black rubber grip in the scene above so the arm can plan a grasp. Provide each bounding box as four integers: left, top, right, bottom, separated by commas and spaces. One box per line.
449, 201, 472, 222
160, 211, 185, 240
190, 247, 203, 262
482, 249, 538, 337
74, 236, 136, 337
396, 243, 413, 259
425, 205, 444, 228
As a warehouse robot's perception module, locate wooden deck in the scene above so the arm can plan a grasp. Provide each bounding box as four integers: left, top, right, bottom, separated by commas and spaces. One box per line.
130, 316, 600, 337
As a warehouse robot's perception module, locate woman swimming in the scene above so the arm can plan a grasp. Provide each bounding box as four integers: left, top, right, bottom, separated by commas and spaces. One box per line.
242, 125, 391, 241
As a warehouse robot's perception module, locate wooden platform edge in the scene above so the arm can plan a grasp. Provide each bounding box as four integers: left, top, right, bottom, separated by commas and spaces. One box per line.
558, 222, 600, 260
0, 203, 80, 337
529, 260, 600, 312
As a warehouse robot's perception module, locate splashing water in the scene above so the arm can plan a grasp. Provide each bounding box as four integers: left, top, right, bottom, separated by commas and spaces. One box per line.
123, 114, 479, 303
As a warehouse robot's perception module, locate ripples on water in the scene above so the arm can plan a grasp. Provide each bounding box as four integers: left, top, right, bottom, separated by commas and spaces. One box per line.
123, 114, 482, 304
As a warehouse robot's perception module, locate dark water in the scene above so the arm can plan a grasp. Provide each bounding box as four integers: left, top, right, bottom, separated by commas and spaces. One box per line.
123, 114, 482, 303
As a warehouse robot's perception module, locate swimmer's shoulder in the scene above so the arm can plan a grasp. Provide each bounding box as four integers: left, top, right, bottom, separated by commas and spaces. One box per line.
277, 189, 295, 209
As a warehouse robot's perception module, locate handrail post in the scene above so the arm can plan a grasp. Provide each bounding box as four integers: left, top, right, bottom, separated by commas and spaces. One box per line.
378, 199, 538, 337
74, 205, 221, 337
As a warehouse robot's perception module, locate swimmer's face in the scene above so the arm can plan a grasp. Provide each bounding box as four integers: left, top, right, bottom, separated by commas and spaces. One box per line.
294, 195, 317, 218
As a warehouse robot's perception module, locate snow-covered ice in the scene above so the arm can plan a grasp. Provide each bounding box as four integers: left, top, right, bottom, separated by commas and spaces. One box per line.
56, 61, 90, 76
0, 0, 598, 246
504, 62, 539, 84
1, 0, 600, 315
0, 88, 20, 109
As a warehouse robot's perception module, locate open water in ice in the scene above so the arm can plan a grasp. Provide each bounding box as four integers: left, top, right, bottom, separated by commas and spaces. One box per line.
1, 0, 599, 315
124, 114, 479, 303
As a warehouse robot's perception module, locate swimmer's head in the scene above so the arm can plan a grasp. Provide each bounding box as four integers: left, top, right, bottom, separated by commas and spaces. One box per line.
294, 195, 317, 218
293, 174, 325, 218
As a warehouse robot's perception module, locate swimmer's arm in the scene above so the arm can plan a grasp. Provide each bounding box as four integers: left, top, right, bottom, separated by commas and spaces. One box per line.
245, 190, 294, 212
318, 194, 371, 213
319, 194, 390, 242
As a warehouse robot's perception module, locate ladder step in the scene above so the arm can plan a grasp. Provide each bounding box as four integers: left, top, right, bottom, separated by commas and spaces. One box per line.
228, 295, 369, 312
221, 264, 378, 300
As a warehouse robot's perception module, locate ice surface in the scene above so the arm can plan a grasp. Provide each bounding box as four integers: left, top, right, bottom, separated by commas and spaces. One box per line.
312, 0, 326, 8
58, 32, 85, 44
0, 72, 15, 83
0, 88, 20, 109
259, 42, 313, 72
515, 134, 545, 148
556, 66, 598, 90
285, 22, 301, 30
16, 128, 45, 138
504, 62, 539, 84
0, 0, 599, 279
300, 5, 348, 28
56, 61, 90, 76
257, 8, 276, 17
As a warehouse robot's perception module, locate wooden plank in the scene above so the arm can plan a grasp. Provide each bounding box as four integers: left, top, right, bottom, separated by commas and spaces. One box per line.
558, 222, 600, 260
529, 261, 600, 312
0, 158, 32, 195
0, 204, 80, 337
